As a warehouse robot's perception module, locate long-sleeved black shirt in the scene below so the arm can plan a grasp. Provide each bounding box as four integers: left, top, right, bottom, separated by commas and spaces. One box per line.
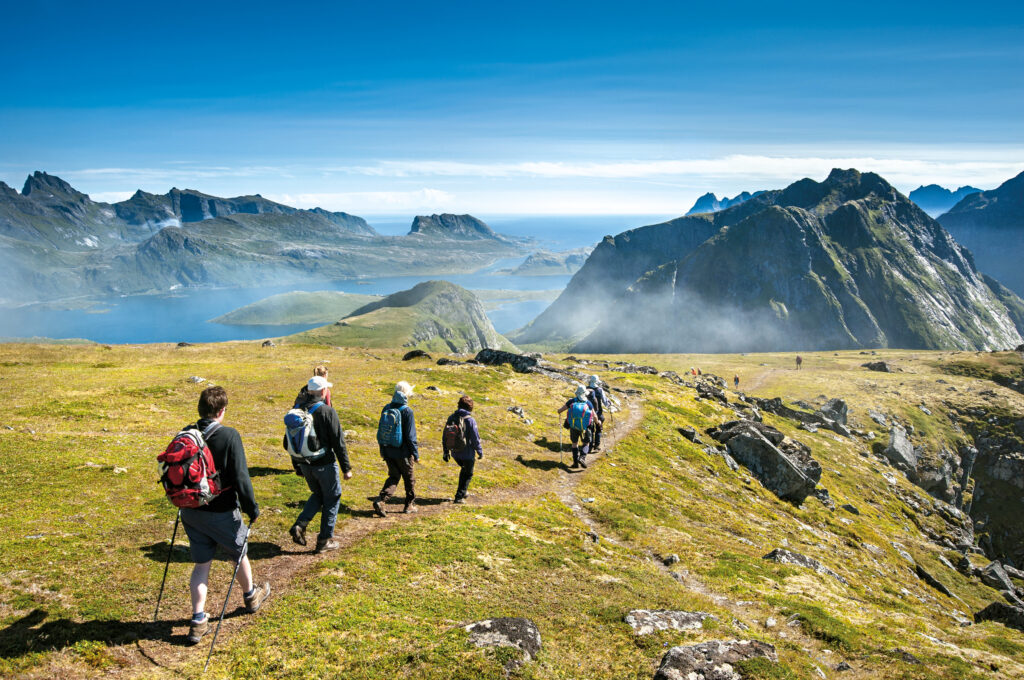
283, 392, 351, 473
192, 419, 258, 520
379, 401, 418, 461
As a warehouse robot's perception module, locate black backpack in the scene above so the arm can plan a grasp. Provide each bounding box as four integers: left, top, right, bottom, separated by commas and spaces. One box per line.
443, 412, 469, 452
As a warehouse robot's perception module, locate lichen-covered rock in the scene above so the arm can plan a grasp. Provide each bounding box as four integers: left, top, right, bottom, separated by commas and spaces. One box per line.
981, 561, 1016, 592
708, 421, 821, 505
863, 361, 894, 372
819, 398, 848, 425
464, 617, 541, 668
763, 548, 848, 584
885, 424, 918, 475
975, 601, 1024, 632
625, 610, 715, 635
474, 349, 539, 373
653, 639, 777, 680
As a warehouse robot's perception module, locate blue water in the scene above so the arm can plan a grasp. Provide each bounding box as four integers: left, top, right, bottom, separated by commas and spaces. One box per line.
0, 215, 672, 344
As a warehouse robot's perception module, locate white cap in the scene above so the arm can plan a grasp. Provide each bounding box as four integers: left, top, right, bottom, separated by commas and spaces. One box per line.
588, 375, 600, 387
575, 384, 587, 399
308, 376, 332, 392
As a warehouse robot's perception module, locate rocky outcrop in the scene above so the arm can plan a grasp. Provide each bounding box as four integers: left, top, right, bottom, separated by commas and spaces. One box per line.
513, 247, 592, 275
653, 640, 777, 680
863, 361, 895, 372
464, 618, 541, 669
409, 214, 502, 240
763, 548, 847, 584
708, 421, 821, 505
624, 610, 715, 635
686, 190, 765, 215
884, 425, 918, 476
975, 602, 1024, 633
475, 349, 539, 373
915, 564, 954, 597
981, 561, 1016, 592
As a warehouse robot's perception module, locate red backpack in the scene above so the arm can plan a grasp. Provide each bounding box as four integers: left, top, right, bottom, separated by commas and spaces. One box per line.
442, 413, 469, 453
158, 421, 224, 508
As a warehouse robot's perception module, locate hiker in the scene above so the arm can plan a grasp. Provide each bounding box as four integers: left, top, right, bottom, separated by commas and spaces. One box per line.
796, 355, 803, 370
178, 386, 270, 645
292, 365, 333, 407
284, 375, 352, 554
557, 384, 596, 468
690, 367, 697, 377
373, 381, 419, 516
697, 367, 702, 376
584, 375, 606, 452
442, 395, 483, 504
733, 374, 740, 388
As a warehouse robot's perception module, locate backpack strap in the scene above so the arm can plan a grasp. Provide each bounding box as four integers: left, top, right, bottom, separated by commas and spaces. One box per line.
200, 421, 222, 438
309, 402, 323, 414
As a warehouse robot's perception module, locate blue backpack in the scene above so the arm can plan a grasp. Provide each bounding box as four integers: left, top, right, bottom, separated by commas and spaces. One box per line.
567, 399, 592, 432
377, 404, 407, 448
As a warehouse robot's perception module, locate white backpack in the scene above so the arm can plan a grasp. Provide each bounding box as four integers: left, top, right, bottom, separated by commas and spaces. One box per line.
284, 402, 325, 462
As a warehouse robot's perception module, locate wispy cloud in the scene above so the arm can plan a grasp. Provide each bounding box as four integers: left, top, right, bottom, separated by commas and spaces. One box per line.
265, 189, 455, 212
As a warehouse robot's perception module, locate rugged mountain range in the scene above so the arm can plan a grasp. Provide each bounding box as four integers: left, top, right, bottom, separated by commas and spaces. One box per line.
685, 190, 764, 215
408, 213, 504, 240
288, 280, 516, 352
515, 169, 1024, 352
0, 173, 523, 304
908, 183, 982, 217
512, 247, 593, 275
938, 171, 1024, 297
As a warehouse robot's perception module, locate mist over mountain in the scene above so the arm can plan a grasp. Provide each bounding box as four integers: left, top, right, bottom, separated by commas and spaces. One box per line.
908, 183, 982, 217
938, 171, 1024, 297
685, 190, 764, 215
0, 173, 523, 305
518, 169, 1024, 353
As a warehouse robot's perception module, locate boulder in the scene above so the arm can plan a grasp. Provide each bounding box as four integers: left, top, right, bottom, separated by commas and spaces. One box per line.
708, 421, 821, 505
176, 341, 193, 347
884, 425, 918, 475
653, 640, 777, 680
975, 601, 1024, 632
403, 349, 431, 360
862, 361, 893, 372
261, 339, 276, 347
678, 427, 701, 443
464, 617, 541, 668
819, 398, 848, 425
840, 503, 860, 515
436, 357, 465, 366
915, 564, 954, 597
981, 561, 1016, 592
763, 548, 848, 584
624, 610, 715, 635
474, 349, 539, 373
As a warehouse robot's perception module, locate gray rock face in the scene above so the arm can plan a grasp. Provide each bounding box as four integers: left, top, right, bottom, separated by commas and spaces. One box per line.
625, 610, 715, 635
819, 398, 848, 425
653, 640, 778, 680
763, 548, 848, 584
915, 564, 954, 597
981, 561, 1016, 592
464, 617, 542, 667
885, 425, 918, 473
709, 421, 821, 505
474, 349, 539, 373
975, 601, 1024, 633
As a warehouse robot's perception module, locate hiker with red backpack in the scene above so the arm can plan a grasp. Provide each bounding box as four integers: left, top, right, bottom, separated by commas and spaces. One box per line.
373, 381, 419, 516
157, 385, 270, 646
557, 384, 597, 469
442, 395, 483, 504
284, 375, 352, 554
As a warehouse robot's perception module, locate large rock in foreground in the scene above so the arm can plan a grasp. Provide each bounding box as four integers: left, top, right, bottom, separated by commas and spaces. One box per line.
708, 421, 821, 505
464, 617, 542, 669
653, 640, 777, 680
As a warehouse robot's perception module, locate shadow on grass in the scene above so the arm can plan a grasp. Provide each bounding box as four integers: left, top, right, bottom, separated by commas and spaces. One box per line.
361, 496, 448, 507
514, 454, 568, 472
248, 466, 292, 477
532, 436, 566, 453
139, 541, 283, 563
0, 607, 251, 658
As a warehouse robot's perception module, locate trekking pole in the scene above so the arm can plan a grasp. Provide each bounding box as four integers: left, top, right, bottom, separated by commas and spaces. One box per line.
153, 509, 181, 623
204, 520, 253, 673
558, 414, 563, 466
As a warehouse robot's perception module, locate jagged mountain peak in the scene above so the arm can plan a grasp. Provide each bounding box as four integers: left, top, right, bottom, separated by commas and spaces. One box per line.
21, 171, 87, 199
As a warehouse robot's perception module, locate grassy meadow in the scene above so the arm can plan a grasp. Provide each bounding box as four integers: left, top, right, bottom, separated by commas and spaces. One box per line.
0, 343, 1022, 678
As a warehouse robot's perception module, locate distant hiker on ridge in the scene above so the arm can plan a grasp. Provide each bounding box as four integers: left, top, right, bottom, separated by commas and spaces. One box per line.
285, 375, 352, 554
558, 384, 597, 469
373, 381, 419, 516
585, 375, 606, 452
796, 355, 803, 370
733, 374, 740, 389
172, 386, 270, 645
442, 395, 483, 504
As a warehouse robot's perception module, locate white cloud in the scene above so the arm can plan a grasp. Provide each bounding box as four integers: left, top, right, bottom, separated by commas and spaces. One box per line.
88, 191, 134, 203
265, 188, 455, 212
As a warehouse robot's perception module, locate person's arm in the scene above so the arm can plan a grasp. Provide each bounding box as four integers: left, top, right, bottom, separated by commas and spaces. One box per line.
322, 407, 351, 474
403, 407, 418, 461
468, 416, 483, 458
227, 430, 259, 521
557, 403, 569, 414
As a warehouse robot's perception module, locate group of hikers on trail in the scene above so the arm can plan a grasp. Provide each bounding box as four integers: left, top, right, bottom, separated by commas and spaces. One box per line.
158, 366, 605, 650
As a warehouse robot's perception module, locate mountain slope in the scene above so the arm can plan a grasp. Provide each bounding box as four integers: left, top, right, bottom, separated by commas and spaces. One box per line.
574, 169, 1023, 352
938, 171, 1024, 296
909, 184, 982, 217
287, 280, 518, 352
512, 247, 593, 275
210, 291, 382, 325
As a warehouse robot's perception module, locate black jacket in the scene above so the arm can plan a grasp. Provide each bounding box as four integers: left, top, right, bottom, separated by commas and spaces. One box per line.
193, 419, 259, 520
379, 401, 418, 461
283, 392, 351, 473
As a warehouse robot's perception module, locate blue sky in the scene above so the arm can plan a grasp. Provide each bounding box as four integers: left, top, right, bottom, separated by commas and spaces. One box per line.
1, 0, 1022, 214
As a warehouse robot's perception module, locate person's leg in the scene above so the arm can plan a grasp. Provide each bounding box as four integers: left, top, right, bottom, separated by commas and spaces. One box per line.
296, 464, 323, 528
317, 463, 342, 541
570, 430, 581, 467
456, 457, 475, 499
379, 458, 401, 501
402, 456, 416, 510
190, 560, 213, 616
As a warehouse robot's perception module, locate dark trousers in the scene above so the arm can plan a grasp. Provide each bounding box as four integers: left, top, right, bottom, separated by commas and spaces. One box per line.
379, 456, 415, 503
296, 461, 341, 541
592, 420, 604, 449
455, 456, 475, 499
570, 429, 591, 462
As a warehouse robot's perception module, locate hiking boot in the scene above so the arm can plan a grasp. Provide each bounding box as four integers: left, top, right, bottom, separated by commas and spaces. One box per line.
244, 582, 271, 613
187, 615, 209, 645
372, 500, 387, 517
314, 538, 340, 553
403, 502, 418, 514
580, 457, 588, 469
289, 523, 307, 547
453, 495, 466, 504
